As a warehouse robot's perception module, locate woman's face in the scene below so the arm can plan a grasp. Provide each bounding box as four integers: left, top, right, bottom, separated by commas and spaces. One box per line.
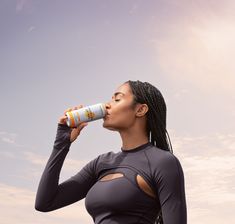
103, 82, 139, 131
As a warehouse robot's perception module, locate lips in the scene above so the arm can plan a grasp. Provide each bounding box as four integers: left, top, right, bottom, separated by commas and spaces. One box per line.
104, 113, 110, 119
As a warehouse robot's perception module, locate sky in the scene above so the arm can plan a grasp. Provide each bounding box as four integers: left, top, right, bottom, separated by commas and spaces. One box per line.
0, 0, 235, 223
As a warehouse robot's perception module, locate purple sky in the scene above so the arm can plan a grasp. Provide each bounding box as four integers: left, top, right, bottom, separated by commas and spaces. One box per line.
0, 1, 235, 223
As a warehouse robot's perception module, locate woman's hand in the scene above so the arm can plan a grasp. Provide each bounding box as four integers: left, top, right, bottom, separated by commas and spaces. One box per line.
58, 105, 88, 143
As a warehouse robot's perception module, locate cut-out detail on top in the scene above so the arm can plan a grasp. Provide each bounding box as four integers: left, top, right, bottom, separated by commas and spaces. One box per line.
136, 174, 156, 198
99, 173, 124, 182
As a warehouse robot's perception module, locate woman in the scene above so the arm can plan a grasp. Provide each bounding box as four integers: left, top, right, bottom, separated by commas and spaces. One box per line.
35, 80, 187, 224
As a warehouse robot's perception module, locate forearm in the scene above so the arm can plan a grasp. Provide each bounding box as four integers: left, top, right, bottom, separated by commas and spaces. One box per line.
35, 124, 72, 211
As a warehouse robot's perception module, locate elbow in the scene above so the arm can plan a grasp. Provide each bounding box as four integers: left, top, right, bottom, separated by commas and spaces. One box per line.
35, 205, 49, 212
34, 201, 51, 212
35, 192, 57, 212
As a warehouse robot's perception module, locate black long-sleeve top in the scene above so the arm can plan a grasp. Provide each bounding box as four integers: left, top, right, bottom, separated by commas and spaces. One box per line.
35, 124, 187, 224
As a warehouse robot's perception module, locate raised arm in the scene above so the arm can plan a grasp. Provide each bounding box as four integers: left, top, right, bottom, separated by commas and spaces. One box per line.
35, 106, 98, 212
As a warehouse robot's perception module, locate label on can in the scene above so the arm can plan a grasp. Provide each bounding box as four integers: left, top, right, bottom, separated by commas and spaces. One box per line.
66, 103, 106, 127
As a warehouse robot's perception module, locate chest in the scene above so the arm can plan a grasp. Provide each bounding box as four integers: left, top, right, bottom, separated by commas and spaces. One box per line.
85, 166, 160, 216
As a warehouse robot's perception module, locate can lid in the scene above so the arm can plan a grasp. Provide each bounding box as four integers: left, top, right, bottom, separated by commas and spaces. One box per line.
66, 118, 70, 127
65, 112, 71, 126
101, 103, 107, 115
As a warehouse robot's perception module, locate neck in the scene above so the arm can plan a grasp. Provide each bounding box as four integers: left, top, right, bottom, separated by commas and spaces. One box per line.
119, 123, 149, 151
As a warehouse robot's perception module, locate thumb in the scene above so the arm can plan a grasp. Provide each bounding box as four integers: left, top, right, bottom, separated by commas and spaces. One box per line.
80, 122, 88, 130
70, 122, 89, 143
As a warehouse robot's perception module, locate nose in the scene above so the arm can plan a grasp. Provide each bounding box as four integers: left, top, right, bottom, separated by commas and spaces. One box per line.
105, 102, 111, 114
105, 102, 111, 109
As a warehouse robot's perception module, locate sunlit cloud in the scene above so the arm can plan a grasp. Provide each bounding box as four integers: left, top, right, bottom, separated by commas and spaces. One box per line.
184, 154, 235, 224
151, 1, 235, 95
170, 130, 235, 157
169, 130, 235, 224
0, 183, 92, 224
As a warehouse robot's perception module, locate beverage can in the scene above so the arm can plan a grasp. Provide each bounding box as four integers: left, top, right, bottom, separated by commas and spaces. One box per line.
65, 103, 107, 127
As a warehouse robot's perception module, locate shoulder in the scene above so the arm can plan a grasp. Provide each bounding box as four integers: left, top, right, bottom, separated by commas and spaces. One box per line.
98, 150, 118, 160
80, 151, 117, 174
145, 145, 183, 174
92, 150, 121, 168
87, 150, 120, 177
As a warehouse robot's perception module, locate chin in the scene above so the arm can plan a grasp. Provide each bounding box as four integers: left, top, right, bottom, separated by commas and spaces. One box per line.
102, 121, 118, 131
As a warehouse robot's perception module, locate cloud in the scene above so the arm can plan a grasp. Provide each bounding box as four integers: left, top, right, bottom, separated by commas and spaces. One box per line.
183, 155, 235, 223
23, 151, 88, 171
28, 26, 36, 33
0, 131, 17, 143
0, 131, 23, 147
23, 151, 47, 166
169, 130, 235, 223
18, 151, 89, 185
150, 1, 235, 95
0, 183, 92, 224
169, 130, 235, 157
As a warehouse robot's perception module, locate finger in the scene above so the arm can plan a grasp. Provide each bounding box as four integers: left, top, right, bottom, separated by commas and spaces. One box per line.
67, 105, 83, 113
73, 105, 83, 110
59, 115, 68, 125
70, 129, 79, 142
73, 122, 88, 132
61, 115, 67, 120
70, 122, 88, 142
64, 107, 73, 115
76, 105, 83, 109
79, 122, 88, 131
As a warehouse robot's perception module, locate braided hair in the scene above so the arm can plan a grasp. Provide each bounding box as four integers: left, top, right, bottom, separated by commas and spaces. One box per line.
125, 80, 173, 224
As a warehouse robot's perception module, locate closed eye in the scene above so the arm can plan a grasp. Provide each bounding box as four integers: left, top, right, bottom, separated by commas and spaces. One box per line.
112, 97, 121, 102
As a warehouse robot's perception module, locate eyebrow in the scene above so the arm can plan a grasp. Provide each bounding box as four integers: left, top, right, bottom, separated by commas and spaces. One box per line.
112, 92, 125, 98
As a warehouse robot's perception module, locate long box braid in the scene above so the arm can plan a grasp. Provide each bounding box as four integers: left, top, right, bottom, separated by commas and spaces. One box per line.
126, 80, 173, 224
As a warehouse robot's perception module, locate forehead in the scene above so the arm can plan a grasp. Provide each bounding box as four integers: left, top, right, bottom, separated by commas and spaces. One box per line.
113, 83, 132, 96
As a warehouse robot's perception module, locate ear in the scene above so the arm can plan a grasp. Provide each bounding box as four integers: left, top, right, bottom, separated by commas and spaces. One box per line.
136, 104, 149, 117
